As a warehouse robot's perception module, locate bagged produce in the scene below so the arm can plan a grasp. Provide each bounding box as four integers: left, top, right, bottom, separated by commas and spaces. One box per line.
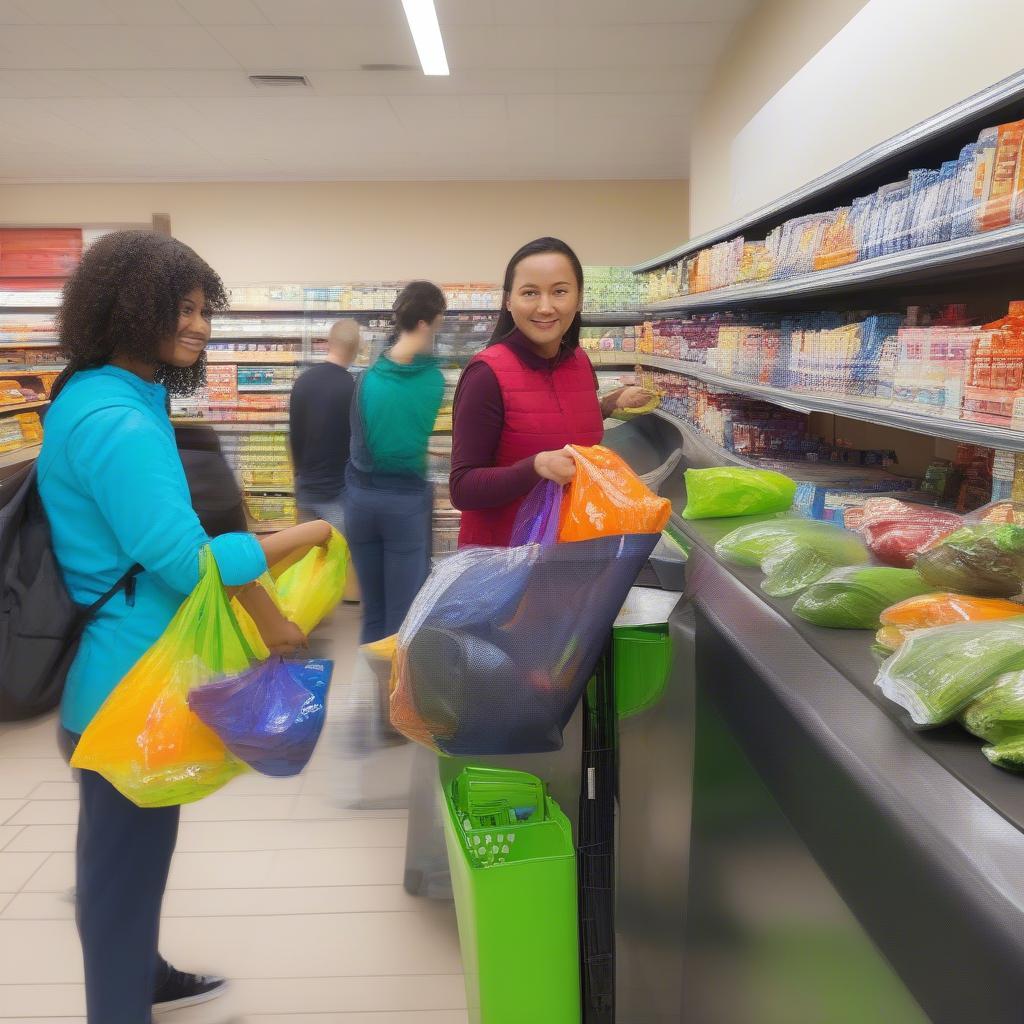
72, 550, 253, 807
558, 445, 671, 541
875, 592, 1024, 652
962, 671, 1024, 744
236, 528, 348, 656
683, 466, 796, 520
844, 497, 961, 568
189, 657, 332, 777
967, 500, 1024, 526
612, 392, 661, 421
793, 567, 931, 629
983, 735, 1024, 771
874, 618, 1024, 726
714, 519, 870, 597
915, 523, 1024, 598
390, 533, 658, 755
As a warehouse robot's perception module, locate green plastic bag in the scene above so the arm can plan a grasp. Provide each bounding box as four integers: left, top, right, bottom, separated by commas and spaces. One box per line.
715, 519, 870, 597
683, 466, 796, 520
793, 567, 932, 629
962, 672, 1024, 744
983, 735, 1024, 771
72, 549, 254, 807
916, 523, 1024, 598
874, 618, 1024, 726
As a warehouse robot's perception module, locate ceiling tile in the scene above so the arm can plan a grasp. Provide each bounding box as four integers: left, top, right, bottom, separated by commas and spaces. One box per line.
90, 69, 256, 98
101, 1, 195, 26
555, 0, 754, 24
205, 24, 415, 70
0, 69, 119, 98
388, 94, 506, 125
6, 0, 118, 25
253, 0, 403, 27
0, 2, 34, 25
179, 0, 269, 26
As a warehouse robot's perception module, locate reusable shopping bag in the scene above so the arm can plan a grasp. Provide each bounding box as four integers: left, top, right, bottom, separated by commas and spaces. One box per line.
389, 533, 659, 756
71, 549, 254, 807
558, 445, 671, 541
844, 497, 961, 568
235, 528, 349, 656
915, 523, 1024, 598
793, 567, 931, 629
962, 671, 1024, 744
189, 657, 333, 777
874, 618, 1024, 726
874, 592, 1024, 652
682, 466, 796, 520
714, 518, 870, 597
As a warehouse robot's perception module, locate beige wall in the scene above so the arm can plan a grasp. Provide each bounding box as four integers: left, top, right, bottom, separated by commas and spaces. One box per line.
690, 0, 1024, 236
0, 180, 687, 283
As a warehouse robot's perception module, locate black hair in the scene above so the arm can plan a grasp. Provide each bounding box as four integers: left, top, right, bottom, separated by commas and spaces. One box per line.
54, 229, 229, 398
392, 280, 447, 334
488, 236, 585, 348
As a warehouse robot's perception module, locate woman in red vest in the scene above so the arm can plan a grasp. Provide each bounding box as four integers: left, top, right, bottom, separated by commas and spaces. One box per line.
451, 237, 648, 547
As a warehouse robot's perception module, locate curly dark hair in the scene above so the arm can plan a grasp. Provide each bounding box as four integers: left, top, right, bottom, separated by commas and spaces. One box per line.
55, 230, 230, 397
392, 280, 447, 333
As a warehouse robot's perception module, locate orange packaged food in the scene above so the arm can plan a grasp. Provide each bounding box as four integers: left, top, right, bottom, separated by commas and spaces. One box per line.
558, 445, 671, 542
875, 592, 1024, 652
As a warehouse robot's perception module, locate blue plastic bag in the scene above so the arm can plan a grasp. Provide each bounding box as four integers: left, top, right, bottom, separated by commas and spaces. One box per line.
188, 658, 333, 777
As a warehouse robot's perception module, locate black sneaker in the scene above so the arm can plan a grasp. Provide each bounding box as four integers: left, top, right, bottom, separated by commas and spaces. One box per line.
153, 966, 229, 1014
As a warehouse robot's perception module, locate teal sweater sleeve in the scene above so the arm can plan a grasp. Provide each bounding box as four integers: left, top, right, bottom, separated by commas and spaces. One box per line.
67, 406, 266, 592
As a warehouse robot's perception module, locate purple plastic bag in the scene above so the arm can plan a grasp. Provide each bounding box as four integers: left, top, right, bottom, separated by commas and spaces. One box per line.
188, 658, 333, 777
510, 479, 564, 547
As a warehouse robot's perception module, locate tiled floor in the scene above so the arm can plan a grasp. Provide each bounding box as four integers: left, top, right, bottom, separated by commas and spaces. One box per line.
0, 606, 468, 1023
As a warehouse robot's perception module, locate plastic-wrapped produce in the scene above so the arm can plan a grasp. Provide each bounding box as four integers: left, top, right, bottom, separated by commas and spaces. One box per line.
844, 497, 961, 568
715, 519, 870, 597
874, 618, 1024, 726
967, 500, 1024, 526
793, 567, 931, 629
682, 466, 796, 520
875, 592, 1024, 652
983, 735, 1024, 771
962, 672, 1024, 743
916, 523, 1024, 598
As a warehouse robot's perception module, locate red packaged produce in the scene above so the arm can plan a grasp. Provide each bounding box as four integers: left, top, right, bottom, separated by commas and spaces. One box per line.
847, 498, 962, 568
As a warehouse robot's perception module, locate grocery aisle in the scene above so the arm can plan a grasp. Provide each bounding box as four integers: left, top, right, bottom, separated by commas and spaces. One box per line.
0, 605, 467, 1024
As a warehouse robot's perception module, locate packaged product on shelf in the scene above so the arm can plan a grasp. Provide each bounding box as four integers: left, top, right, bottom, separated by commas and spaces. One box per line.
844, 497, 962, 567
982, 735, 1024, 771
962, 671, 1024, 744
714, 518, 870, 597
792, 566, 931, 629
916, 523, 1024, 597
812, 207, 857, 270
875, 592, 1024, 652
874, 618, 1024, 726
682, 466, 796, 520
968, 499, 1024, 525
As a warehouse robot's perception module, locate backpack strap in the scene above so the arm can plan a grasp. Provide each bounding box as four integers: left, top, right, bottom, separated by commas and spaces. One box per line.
72, 563, 144, 638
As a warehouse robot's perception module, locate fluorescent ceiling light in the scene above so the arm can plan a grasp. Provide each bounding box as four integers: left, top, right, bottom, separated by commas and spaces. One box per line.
402, 0, 450, 76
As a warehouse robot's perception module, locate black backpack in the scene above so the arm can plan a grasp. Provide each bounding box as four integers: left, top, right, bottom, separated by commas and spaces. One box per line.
0, 462, 139, 722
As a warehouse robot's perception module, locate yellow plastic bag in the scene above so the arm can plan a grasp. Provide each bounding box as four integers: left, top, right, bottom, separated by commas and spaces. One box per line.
71, 549, 255, 808
235, 529, 349, 657
559, 445, 671, 542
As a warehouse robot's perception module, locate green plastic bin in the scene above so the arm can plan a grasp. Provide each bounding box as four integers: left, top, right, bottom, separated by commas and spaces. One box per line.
440, 765, 581, 1024
613, 623, 672, 718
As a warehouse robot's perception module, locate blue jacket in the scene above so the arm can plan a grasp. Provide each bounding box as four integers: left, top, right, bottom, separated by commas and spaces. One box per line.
38, 366, 267, 734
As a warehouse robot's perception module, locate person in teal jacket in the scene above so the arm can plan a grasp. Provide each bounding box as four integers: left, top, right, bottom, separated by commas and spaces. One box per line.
345, 281, 445, 643
39, 230, 330, 1024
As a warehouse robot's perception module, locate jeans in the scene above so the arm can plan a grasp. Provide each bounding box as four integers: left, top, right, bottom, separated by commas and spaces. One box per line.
297, 485, 346, 536
344, 478, 432, 644
61, 728, 179, 1024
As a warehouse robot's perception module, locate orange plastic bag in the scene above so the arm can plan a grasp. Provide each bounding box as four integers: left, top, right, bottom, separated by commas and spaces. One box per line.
558, 445, 671, 542
875, 592, 1024, 652
72, 549, 255, 807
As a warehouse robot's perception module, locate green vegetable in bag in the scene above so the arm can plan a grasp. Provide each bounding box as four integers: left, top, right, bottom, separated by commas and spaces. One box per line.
683, 466, 796, 520
793, 567, 931, 629
983, 735, 1024, 771
962, 672, 1024, 744
874, 618, 1024, 726
916, 523, 1024, 598
715, 519, 870, 597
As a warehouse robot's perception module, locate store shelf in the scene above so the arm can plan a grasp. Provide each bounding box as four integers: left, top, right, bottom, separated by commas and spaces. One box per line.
0, 442, 41, 468
207, 352, 299, 364
237, 385, 293, 393
244, 485, 294, 495
632, 67, 1024, 272
0, 340, 59, 349
644, 223, 1024, 313
650, 407, 752, 469
172, 419, 286, 432
0, 400, 49, 415
0, 365, 65, 374
631, 353, 1024, 451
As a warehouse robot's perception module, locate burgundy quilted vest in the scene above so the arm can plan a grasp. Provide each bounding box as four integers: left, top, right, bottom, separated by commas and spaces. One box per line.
458, 341, 604, 548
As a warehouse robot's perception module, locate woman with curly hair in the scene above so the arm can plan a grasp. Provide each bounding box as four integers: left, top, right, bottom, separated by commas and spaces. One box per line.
39, 230, 329, 1024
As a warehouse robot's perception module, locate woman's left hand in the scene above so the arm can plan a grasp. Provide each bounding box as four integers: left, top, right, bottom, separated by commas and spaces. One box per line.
615, 386, 652, 410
